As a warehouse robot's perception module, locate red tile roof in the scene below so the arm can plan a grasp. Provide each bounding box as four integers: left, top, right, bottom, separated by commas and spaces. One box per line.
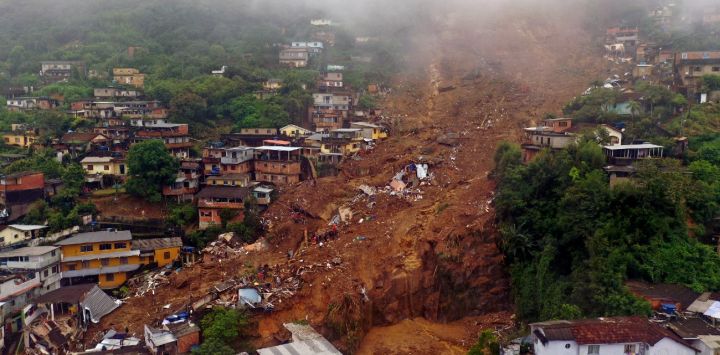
535, 317, 694, 349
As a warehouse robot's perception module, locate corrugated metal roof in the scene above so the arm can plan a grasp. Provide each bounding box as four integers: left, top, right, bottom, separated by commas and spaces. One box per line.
8, 224, 47, 231
56, 230, 132, 245
0, 246, 57, 257
131, 237, 183, 252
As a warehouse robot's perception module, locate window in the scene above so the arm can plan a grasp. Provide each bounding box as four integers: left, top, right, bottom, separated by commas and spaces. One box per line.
588, 345, 600, 354
704, 52, 710, 59
114, 242, 127, 249
52, 265, 58, 273
87, 165, 93, 170
714, 67, 720, 72
43, 269, 49, 277
81, 261, 90, 269
120, 257, 128, 265
101, 258, 109, 266
80, 244, 93, 252
163, 251, 171, 259
67, 264, 76, 271
14, 234, 19, 239
105, 273, 114, 281
200, 210, 212, 217
694, 66, 702, 72
681, 52, 688, 59
99, 243, 112, 250
104, 165, 110, 171
624, 344, 636, 353
51, 250, 56, 257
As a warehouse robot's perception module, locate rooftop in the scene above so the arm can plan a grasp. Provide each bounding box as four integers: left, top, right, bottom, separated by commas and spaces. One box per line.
132, 237, 183, 252
55, 230, 132, 246
0, 246, 57, 258
603, 144, 663, 150
196, 186, 250, 200
254, 146, 302, 152
625, 280, 699, 309
8, 224, 47, 231
532, 317, 691, 348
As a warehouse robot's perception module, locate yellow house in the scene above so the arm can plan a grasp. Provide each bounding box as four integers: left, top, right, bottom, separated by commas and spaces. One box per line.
113, 68, 145, 89
263, 79, 283, 90
350, 122, 388, 140
0, 225, 47, 248
131, 237, 183, 267
280, 124, 313, 138
56, 230, 141, 289
320, 128, 363, 155
80, 156, 127, 176
3, 131, 38, 148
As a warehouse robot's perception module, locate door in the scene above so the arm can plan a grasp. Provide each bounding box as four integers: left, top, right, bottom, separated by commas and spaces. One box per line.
119, 164, 126, 175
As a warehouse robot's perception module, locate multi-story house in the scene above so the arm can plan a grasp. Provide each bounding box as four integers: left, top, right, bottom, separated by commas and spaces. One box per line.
0, 172, 46, 223
313, 93, 352, 113
280, 124, 314, 138
254, 146, 303, 185
206, 174, 251, 188
131, 237, 183, 267
0, 246, 62, 339
320, 129, 364, 156
290, 42, 324, 55
60, 132, 111, 157
350, 122, 388, 140
163, 160, 201, 203
279, 48, 309, 68
80, 156, 127, 186
605, 26, 639, 46
196, 186, 250, 229
132, 121, 192, 158
530, 317, 696, 355
311, 109, 344, 132
55, 230, 141, 289
3, 127, 39, 148
112, 68, 145, 89
674, 51, 720, 99
519, 118, 622, 162
318, 72, 343, 91
93, 87, 140, 99
40, 61, 85, 83
0, 225, 47, 250
221, 146, 254, 175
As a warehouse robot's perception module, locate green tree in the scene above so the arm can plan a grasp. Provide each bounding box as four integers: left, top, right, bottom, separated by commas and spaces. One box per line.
170, 91, 207, 124
125, 140, 179, 202
166, 203, 197, 227
627, 100, 641, 119
200, 307, 248, 344
358, 95, 377, 110
192, 338, 235, 355
468, 329, 499, 355
61, 163, 86, 196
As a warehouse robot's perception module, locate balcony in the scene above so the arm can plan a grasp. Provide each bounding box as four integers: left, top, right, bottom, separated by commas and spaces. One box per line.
254, 161, 301, 175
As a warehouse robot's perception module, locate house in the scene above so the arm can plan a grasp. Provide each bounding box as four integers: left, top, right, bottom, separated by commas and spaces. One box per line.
145, 325, 178, 354
625, 280, 699, 312
132, 121, 192, 158
94, 87, 140, 99
633, 64, 654, 81
530, 317, 697, 355
61, 132, 110, 157
313, 93, 352, 113
311, 109, 344, 132
257, 323, 341, 355
55, 230, 141, 289
240, 128, 279, 136
220, 146, 254, 175
163, 322, 200, 354
310, 19, 332, 26
40, 61, 85, 83
605, 26, 639, 46
254, 146, 303, 185
206, 174, 251, 187
321, 129, 364, 156
280, 124, 313, 138
0, 246, 61, 294
0, 246, 62, 338
5, 97, 58, 112
290, 42, 324, 55
0, 172, 46, 222
3, 128, 39, 148
279, 48, 309, 68
132, 237, 182, 267
521, 118, 577, 161
0, 225, 47, 249
253, 186, 274, 206
112, 68, 145, 89
603, 143, 664, 185
564, 123, 623, 146
350, 122, 388, 140
212, 65, 227, 76
196, 186, 250, 229
667, 317, 720, 355
263, 79, 283, 91
33, 283, 119, 330
81, 156, 127, 179
318, 72, 343, 90
674, 51, 720, 98
163, 160, 201, 202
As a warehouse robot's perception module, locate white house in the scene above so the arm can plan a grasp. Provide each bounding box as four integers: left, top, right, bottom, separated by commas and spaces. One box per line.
531, 317, 697, 355
0, 225, 47, 249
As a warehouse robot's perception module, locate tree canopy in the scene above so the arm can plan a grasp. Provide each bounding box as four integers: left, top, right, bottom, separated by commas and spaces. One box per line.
126, 140, 179, 202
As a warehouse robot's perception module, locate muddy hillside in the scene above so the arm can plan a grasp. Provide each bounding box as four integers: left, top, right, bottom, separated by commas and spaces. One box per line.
88, 2, 607, 353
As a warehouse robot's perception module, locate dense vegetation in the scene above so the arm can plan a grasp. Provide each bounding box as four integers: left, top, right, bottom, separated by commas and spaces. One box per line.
0, 0, 405, 135
494, 140, 720, 321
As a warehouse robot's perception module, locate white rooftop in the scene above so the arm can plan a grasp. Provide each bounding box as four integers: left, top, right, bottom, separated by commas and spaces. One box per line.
254, 146, 302, 152
8, 225, 47, 231
603, 144, 663, 150
81, 156, 115, 163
